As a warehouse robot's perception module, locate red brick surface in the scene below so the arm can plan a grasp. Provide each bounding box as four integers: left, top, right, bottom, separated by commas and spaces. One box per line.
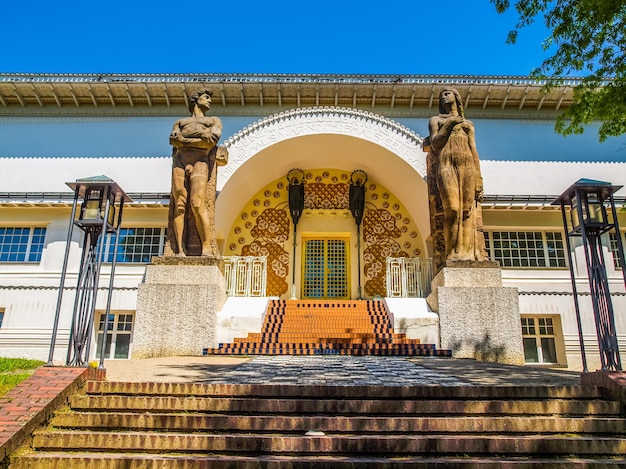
0, 366, 102, 461
208, 299, 451, 356
581, 370, 626, 404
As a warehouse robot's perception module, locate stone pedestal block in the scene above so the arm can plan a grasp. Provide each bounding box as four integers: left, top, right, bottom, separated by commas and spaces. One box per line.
132, 257, 226, 359
428, 267, 524, 365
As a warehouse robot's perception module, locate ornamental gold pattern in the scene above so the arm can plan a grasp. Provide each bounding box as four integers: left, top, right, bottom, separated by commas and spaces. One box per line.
226, 168, 423, 299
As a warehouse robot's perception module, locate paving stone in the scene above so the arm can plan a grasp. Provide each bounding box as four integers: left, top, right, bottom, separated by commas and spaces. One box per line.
191, 356, 472, 386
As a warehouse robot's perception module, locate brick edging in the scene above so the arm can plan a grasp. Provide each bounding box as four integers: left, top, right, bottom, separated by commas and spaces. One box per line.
0, 366, 105, 462
581, 370, 626, 406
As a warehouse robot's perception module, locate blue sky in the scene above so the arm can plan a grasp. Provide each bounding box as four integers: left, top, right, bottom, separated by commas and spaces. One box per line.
0, 0, 552, 76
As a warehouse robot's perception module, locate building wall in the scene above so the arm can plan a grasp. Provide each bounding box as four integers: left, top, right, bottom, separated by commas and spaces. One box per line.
1, 194, 625, 369
1, 115, 622, 164
1, 104, 625, 370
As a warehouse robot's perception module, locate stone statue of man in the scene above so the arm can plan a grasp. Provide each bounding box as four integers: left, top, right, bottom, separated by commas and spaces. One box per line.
426, 88, 488, 264
166, 89, 227, 257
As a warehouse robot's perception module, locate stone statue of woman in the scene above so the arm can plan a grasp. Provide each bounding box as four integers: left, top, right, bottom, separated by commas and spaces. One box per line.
427, 88, 488, 263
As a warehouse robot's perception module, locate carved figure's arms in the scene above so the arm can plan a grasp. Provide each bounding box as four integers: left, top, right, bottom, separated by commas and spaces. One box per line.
169, 121, 183, 147
169, 121, 205, 148
466, 121, 483, 201
204, 117, 223, 145
429, 115, 463, 154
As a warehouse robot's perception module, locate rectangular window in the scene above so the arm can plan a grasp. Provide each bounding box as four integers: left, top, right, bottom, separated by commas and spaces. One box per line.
609, 232, 624, 269
95, 312, 134, 359
521, 317, 535, 335
0, 227, 46, 262
521, 316, 559, 364
102, 228, 166, 263
545, 232, 567, 267
484, 231, 566, 268
0, 309, 4, 328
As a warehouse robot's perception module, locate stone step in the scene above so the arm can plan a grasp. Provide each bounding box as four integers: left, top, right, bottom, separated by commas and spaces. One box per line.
69, 394, 621, 416
11, 379, 626, 467
86, 381, 605, 399
50, 411, 626, 435
233, 333, 406, 341
202, 344, 452, 358
30, 431, 626, 456
13, 452, 626, 468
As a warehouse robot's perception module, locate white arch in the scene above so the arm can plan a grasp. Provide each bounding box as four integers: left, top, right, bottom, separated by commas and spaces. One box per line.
219, 107, 427, 191
215, 107, 432, 252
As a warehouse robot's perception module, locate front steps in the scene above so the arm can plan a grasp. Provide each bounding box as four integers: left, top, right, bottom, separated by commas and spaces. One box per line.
207, 299, 450, 356
11, 381, 626, 467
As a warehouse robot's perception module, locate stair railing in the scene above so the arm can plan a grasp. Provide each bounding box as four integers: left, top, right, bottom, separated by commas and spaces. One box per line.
385, 257, 433, 298
224, 256, 267, 297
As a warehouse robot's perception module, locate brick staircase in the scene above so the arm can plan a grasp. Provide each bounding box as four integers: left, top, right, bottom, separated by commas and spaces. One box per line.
206, 299, 450, 356
10, 381, 626, 467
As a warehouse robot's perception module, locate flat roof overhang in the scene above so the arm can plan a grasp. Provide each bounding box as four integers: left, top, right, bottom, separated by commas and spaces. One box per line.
0, 74, 579, 113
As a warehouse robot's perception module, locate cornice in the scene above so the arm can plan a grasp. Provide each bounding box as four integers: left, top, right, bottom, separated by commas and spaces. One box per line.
0, 73, 586, 85
0, 73, 577, 114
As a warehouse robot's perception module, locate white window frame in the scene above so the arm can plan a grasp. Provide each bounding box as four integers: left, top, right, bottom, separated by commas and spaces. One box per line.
484, 230, 567, 269
101, 227, 166, 264
94, 311, 135, 360
521, 315, 560, 365
608, 231, 625, 269
0, 226, 47, 263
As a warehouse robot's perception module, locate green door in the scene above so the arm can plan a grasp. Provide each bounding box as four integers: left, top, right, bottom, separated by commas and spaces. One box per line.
302, 238, 350, 299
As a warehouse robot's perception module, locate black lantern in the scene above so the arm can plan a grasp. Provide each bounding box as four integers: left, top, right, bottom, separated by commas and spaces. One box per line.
350, 170, 367, 227
48, 176, 132, 368
553, 178, 624, 372
76, 185, 118, 229
287, 169, 305, 299
350, 170, 368, 299
287, 169, 305, 227
569, 182, 612, 232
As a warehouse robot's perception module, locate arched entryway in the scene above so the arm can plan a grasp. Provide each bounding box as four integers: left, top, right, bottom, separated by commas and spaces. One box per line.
216, 107, 430, 299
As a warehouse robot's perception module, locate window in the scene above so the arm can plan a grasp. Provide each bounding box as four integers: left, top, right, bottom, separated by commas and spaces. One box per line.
484, 231, 566, 268
0, 309, 4, 328
521, 316, 559, 364
609, 232, 624, 269
95, 312, 134, 359
0, 227, 46, 262
102, 228, 166, 263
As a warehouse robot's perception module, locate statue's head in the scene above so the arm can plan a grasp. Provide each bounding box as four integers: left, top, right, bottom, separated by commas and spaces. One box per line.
438, 88, 464, 118
188, 89, 213, 114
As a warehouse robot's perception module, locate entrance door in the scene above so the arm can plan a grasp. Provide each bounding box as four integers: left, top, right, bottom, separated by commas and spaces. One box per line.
302, 237, 350, 299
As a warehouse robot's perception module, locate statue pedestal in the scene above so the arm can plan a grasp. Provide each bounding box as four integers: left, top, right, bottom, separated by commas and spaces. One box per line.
132, 256, 226, 359
427, 265, 524, 365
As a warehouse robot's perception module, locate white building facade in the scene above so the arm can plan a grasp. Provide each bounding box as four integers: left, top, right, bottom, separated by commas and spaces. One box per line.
0, 74, 625, 370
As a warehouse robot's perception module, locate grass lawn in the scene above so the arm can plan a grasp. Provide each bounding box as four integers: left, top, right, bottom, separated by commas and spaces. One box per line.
0, 357, 45, 397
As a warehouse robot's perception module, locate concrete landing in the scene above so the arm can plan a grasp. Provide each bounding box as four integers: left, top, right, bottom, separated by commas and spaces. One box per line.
103, 356, 581, 386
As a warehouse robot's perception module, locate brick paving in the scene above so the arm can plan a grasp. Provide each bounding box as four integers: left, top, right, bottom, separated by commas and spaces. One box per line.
0, 366, 95, 462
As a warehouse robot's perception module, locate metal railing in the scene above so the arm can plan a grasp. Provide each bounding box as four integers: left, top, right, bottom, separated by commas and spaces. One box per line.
0, 73, 591, 87
224, 256, 267, 297
386, 257, 433, 298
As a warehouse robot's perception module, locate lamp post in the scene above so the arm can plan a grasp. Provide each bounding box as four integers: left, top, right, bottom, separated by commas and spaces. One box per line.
350, 170, 367, 300
287, 169, 305, 300
553, 178, 624, 372
47, 176, 132, 368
